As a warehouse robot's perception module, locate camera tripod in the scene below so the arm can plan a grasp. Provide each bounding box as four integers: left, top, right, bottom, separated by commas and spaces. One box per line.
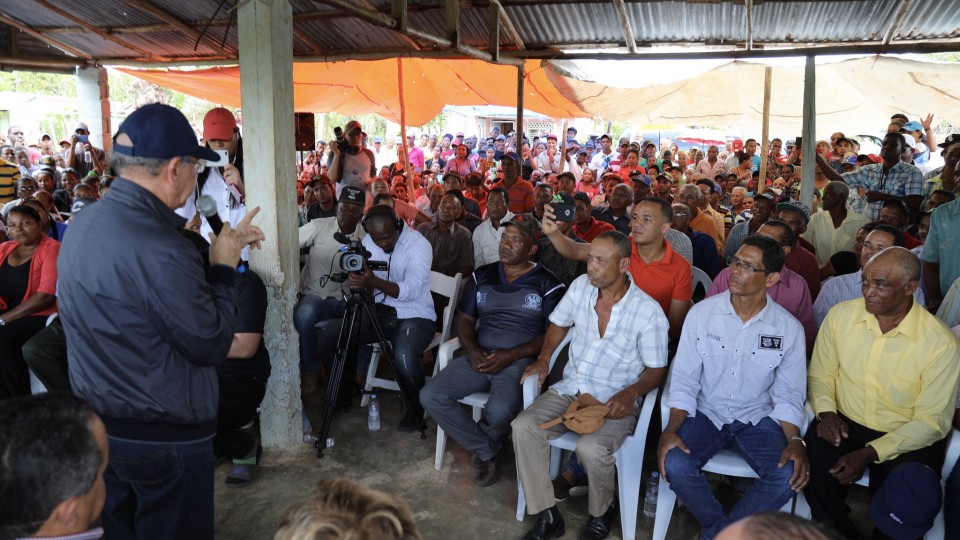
315, 287, 428, 458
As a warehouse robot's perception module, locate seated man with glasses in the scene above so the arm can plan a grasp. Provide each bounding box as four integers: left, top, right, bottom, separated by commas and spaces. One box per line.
660, 235, 809, 540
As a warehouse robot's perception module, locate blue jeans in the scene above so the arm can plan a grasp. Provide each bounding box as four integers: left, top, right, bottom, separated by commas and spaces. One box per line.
293, 295, 347, 374
420, 355, 532, 461
317, 307, 435, 416
102, 437, 214, 540
663, 414, 794, 540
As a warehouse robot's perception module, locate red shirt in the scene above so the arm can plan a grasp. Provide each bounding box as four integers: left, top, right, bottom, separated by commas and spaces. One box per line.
574, 217, 615, 243
491, 178, 536, 214
785, 245, 821, 300
628, 239, 692, 316
0, 234, 60, 317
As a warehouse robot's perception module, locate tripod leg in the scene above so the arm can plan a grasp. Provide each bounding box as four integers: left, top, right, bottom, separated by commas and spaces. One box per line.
315, 301, 362, 458
360, 301, 428, 439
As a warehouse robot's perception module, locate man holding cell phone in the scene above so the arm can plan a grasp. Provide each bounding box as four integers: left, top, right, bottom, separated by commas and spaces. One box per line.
65, 122, 105, 178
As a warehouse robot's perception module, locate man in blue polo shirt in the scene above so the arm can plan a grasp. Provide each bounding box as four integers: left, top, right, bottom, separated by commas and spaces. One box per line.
421, 214, 564, 487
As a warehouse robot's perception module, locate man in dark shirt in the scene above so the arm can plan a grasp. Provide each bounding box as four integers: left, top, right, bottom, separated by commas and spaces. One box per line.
671, 203, 722, 279
416, 192, 474, 277
421, 213, 564, 487
305, 177, 336, 221
534, 193, 587, 287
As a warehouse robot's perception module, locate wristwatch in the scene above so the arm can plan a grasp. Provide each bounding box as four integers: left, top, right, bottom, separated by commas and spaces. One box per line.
0, 317, 6, 326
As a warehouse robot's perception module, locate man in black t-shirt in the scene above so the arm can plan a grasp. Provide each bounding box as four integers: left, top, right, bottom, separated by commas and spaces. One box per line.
421, 214, 564, 487
215, 268, 270, 487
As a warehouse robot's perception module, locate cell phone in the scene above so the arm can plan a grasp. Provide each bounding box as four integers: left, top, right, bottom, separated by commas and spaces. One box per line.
795, 136, 802, 149
551, 194, 577, 222
206, 149, 229, 168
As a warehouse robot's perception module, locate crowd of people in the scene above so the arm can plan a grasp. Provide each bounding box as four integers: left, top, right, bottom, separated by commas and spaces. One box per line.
1, 103, 959, 540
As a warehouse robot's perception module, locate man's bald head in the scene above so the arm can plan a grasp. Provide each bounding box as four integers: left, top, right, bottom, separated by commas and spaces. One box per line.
865, 246, 920, 283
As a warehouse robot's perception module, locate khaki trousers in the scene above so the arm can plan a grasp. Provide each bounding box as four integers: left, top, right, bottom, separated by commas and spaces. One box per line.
512, 389, 638, 517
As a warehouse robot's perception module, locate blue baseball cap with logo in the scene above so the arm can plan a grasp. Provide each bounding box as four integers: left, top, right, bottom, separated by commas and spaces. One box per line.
112, 103, 220, 163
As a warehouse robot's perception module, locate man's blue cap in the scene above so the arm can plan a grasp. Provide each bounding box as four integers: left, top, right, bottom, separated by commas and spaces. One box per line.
870, 462, 942, 540
113, 103, 219, 162
501, 151, 521, 165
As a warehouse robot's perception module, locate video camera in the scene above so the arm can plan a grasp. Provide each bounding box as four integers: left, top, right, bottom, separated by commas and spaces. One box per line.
329, 232, 388, 283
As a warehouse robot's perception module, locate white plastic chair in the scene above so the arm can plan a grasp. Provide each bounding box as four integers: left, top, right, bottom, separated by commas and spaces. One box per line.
653, 382, 806, 540
790, 420, 960, 539
433, 333, 573, 471
514, 339, 659, 540
361, 271, 464, 407
691, 266, 711, 300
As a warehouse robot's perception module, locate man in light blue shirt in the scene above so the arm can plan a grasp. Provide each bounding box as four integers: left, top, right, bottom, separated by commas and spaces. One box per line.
316, 205, 435, 431
659, 235, 809, 540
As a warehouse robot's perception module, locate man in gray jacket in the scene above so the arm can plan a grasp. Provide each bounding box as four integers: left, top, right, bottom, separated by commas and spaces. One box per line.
58, 103, 264, 540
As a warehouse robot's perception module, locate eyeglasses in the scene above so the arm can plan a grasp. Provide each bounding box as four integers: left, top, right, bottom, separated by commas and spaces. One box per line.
672, 212, 690, 218
727, 256, 769, 274
18, 185, 38, 193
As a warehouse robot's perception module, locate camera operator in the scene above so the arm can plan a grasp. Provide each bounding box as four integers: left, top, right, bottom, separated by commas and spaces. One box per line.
328, 120, 377, 196
295, 186, 366, 396
315, 205, 435, 431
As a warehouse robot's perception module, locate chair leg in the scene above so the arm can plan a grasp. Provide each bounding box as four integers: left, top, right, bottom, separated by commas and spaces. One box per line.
652, 475, 677, 540
360, 349, 380, 407
616, 450, 642, 540
434, 426, 447, 471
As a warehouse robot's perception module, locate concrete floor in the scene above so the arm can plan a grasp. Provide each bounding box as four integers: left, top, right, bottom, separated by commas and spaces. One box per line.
213, 391, 871, 540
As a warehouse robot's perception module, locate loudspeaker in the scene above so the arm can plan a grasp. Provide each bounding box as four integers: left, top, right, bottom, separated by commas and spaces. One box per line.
295, 112, 315, 151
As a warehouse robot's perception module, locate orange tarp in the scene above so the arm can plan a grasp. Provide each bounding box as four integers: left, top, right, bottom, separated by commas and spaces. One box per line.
119, 59, 585, 125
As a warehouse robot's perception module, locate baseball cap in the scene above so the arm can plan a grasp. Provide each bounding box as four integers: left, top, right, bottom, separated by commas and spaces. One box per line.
345, 120, 363, 134
202, 107, 238, 141
114, 103, 219, 162
936, 133, 960, 148
899, 121, 923, 132
338, 185, 365, 206
903, 136, 917, 150
546, 134, 557, 141
835, 136, 854, 147
870, 462, 941, 540
372, 137, 382, 143
866, 154, 884, 163
496, 134, 507, 141
844, 155, 859, 166
70, 197, 96, 215
585, 141, 595, 149
573, 191, 591, 205
776, 200, 812, 224
731, 140, 744, 152
567, 127, 577, 134
501, 152, 521, 166
500, 213, 540, 238
631, 171, 652, 187
73, 122, 89, 133
577, 148, 587, 156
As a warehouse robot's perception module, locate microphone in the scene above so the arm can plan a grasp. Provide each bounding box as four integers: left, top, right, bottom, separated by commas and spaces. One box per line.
196, 195, 224, 235
333, 231, 351, 245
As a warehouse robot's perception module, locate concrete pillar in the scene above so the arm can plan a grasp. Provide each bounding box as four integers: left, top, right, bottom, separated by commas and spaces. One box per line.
238, 0, 301, 457
75, 66, 111, 150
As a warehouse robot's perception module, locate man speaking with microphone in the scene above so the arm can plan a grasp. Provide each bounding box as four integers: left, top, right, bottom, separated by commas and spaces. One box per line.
57, 103, 265, 540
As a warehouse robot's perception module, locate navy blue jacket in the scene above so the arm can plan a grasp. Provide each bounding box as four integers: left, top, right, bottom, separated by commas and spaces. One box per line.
58, 178, 239, 442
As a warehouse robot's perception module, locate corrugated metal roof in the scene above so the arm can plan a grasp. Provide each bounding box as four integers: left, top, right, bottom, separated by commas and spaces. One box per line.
0, 0, 958, 68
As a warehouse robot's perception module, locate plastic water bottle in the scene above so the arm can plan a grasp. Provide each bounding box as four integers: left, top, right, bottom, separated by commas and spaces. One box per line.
368, 394, 381, 431
84, 150, 92, 164
642, 472, 659, 518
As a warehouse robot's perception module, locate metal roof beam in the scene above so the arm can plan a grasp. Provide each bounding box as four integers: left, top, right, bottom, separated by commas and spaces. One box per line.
446, 0, 461, 50
0, 11, 92, 59
745, 0, 754, 50
882, 0, 913, 45
492, 0, 524, 50
120, 0, 235, 57
31, 0, 158, 60
611, 0, 637, 54
488, 1, 499, 61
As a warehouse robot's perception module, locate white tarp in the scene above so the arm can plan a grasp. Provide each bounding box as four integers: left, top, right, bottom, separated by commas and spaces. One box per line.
545, 55, 960, 138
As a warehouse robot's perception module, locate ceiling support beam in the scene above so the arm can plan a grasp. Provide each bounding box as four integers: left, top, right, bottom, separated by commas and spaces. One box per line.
31, 0, 158, 59
491, 0, 524, 51
745, 0, 754, 50
0, 11, 92, 59
488, 1, 499, 61
121, 0, 235, 57
446, 0, 461, 50
316, 0, 521, 65
611, 0, 637, 54
292, 27, 325, 54
392, 0, 409, 31
882, 0, 913, 45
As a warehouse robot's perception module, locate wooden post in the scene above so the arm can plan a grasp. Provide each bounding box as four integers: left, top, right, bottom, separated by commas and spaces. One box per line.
557, 120, 567, 173
238, 0, 301, 456
398, 58, 413, 194
516, 64, 524, 150
758, 66, 772, 187
76, 67, 111, 151
800, 55, 817, 208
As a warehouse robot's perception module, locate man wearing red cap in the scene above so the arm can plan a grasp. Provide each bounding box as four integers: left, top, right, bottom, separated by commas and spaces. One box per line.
328, 120, 377, 196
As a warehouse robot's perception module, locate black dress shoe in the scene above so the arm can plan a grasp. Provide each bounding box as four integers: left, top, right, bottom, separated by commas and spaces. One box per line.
471, 453, 484, 469
522, 509, 565, 540
474, 448, 504, 487
578, 500, 617, 540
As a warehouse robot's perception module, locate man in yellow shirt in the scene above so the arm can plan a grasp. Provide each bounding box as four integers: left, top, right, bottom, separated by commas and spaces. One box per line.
805, 247, 960, 539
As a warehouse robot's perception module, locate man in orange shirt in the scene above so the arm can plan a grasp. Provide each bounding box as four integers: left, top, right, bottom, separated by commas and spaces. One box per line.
490, 152, 535, 214
572, 192, 615, 243
542, 196, 691, 342
677, 184, 722, 255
